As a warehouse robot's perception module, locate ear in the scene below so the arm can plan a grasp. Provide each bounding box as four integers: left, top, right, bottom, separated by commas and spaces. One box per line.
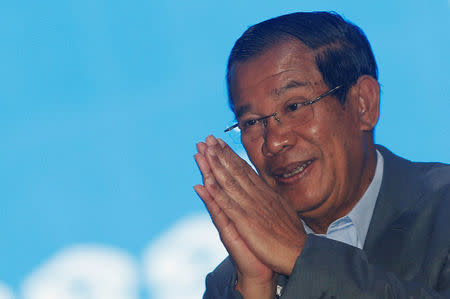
354, 75, 380, 131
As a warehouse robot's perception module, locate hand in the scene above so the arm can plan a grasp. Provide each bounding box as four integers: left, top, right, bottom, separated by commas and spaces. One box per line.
195, 136, 307, 296
194, 142, 275, 289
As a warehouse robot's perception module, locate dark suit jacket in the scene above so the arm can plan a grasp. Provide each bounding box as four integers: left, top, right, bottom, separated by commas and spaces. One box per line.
203, 146, 450, 298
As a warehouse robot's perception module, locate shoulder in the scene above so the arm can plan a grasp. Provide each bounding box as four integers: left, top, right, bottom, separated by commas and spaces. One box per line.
376, 145, 450, 232
372, 145, 450, 232
415, 161, 450, 193
365, 147, 449, 277
377, 144, 450, 194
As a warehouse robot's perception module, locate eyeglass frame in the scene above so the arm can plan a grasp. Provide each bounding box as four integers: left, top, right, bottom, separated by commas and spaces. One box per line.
224, 85, 343, 133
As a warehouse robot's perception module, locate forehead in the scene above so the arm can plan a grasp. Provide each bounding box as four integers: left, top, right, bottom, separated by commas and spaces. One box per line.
229, 40, 324, 109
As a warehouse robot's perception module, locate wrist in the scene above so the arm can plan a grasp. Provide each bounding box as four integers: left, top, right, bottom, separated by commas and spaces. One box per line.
235, 274, 277, 299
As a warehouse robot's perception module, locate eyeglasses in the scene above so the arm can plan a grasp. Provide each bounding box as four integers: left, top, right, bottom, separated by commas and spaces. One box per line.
224, 85, 342, 140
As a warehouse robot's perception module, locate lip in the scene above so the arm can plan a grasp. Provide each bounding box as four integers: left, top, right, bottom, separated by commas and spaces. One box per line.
271, 159, 315, 185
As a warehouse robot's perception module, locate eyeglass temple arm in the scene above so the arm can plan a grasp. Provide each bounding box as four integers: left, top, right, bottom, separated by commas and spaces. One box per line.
310, 85, 342, 104
224, 123, 239, 132
224, 113, 278, 132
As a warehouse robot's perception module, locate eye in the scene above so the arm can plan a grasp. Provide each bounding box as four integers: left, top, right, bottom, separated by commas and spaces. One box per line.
239, 118, 261, 131
287, 102, 301, 112
244, 119, 258, 127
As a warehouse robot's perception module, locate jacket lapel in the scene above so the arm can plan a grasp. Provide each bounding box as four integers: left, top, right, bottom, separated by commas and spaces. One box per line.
363, 145, 423, 259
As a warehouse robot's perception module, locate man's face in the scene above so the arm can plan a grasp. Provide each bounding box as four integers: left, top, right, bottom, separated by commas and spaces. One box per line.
229, 39, 373, 222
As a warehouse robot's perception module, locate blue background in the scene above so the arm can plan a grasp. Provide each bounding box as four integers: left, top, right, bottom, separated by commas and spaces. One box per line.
1, 1, 449, 298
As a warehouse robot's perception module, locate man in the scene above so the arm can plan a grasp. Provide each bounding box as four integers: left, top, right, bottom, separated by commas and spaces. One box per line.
194, 11, 450, 298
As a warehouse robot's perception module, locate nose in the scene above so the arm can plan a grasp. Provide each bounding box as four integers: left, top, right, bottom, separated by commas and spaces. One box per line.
261, 117, 296, 157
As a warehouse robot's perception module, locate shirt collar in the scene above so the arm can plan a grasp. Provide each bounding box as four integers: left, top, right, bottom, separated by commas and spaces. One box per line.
345, 149, 384, 246
302, 150, 384, 247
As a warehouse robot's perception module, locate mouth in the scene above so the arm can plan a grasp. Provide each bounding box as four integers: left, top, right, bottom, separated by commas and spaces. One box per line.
272, 159, 314, 184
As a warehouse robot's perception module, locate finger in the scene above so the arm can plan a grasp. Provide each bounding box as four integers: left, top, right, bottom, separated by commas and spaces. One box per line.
205, 136, 255, 191
216, 138, 292, 219
211, 136, 264, 188
210, 139, 305, 239
207, 138, 301, 226
205, 144, 255, 205
194, 184, 226, 226
196, 148, 244, 215
216, 137, 226, 148
195, 144, 223, 188
216, 137, 299, 217
205, 135, 217, 147
196, 140, 239, 224
206, 139, 274, 213
197, 152, 230, 202
204, 150, 280, 240
194, 185, 247, 250
194, 152, 211, 185
196, 141, 207, 155
216, 138, 266, 188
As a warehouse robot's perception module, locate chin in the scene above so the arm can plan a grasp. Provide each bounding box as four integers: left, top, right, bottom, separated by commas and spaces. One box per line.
282, 186, 329, 214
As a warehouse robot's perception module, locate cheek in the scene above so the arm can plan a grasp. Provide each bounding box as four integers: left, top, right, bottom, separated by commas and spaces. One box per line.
297, 115, 347, 178
242, 139, 263, 167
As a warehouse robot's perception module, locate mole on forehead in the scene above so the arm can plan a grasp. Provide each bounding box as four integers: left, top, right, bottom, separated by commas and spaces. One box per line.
271, 80, 313, 97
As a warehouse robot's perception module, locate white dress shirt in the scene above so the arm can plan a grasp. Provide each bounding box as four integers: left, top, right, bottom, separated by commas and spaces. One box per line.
302, 150, 384, 249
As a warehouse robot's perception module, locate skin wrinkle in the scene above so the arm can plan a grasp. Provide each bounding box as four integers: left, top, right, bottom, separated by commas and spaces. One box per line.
271, 80, 312, 97
210, 143, 274, 218
234, 76, 320, 119
195, 35, 380, 298
231, 42, 337, 105
230, 39, 377, 233
230, 43, 317, 99
205, 137, 305, 271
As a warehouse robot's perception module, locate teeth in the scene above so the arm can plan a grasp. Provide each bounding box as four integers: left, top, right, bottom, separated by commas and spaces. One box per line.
281, 160, 312, 178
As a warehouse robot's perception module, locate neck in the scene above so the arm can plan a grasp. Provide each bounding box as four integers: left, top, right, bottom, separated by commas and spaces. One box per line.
303, 141, 378, 234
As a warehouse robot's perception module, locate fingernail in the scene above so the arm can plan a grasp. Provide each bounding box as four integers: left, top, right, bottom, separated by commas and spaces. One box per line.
206, 135, 217, 146
217, 138, 226, 148
197, 142, 206, 154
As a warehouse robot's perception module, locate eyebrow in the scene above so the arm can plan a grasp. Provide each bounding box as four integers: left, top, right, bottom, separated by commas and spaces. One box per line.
272, 80, 311, 96
235, 105, 250, 119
